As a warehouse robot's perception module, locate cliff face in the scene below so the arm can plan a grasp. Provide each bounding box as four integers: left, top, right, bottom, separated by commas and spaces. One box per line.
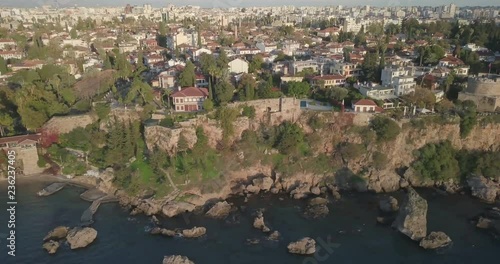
143, 107, 500, 202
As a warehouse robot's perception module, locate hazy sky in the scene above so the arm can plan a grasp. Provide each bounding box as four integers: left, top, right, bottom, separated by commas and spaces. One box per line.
0, 0, 498, 8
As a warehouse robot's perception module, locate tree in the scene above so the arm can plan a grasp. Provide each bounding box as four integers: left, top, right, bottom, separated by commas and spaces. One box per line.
0, 56, 8, 74
70, 28, 78, 39
343, 47, 352, 62
177, 133, 189, 152
214, 80, 234, 104
216, 49, 229, 69
361, 52, 380, 82
413, 141, 459, 181
202, 98, 214, 111
237, 74, 257, 101
249, 54, 264, 73
0, 112, 13, 136
275, 122, 304, 155
327, 87, 349, 102
285, 81, 310, 98
126, 79, 153, 105
179, 60, 196, 87
370, 116, 401, 142
402, 88, 436, 109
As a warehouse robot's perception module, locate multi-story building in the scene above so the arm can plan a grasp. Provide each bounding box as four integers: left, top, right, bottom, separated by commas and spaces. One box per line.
329, 62, 361, 78
289, 60, 318, 75
170, 87, 209, 112
166, 28, 199, 50
381, 66, 416, 96
311, 74, 346, 88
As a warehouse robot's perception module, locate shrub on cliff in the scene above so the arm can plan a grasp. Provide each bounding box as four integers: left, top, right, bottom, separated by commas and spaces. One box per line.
275, 121, 304, 155
241, 105, 256, 119
308, 114, 324, 131
372, 151, 388, 170
370, 116, 401, 142
338, 142, 365, 161
456, 100, 477, 138
412, 141, 459, 181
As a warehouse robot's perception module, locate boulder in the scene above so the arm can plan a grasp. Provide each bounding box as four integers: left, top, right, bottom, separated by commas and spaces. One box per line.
290, 183, 311, 199
419, 231, 452, 249
182, 227, 206, 238
136, 199, 162, 216
252, 176, 274, 192
66, 227, 98, 249
379, 196, 399, 213
467, 174, 499, 203
162, 255, 195, 264
287, 237, 316, 255
43, 226, 69, 242
42, 240, 60, 254
270, 187, 280, 194
150, 227, 162, 235
310, 186, 321, 196
253, 211, 270, 232
161, 229, 176, 237
331, 190, 341, 200
403, 167, 435, 187
246, 185, 261, 194
304, 204, 329, 219
308, 197, 329, 206
162, 202, 196, 218
392, 187, 428, 241
267, 231, 280, 241
151, 215, 160, 225
476, 217, 493, 229
205, 201, 232, 219
485, 207, 500, 219
246, 238, 260, 245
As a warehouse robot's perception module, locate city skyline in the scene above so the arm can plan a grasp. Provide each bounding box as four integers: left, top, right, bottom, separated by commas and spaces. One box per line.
0, 0, 499, 8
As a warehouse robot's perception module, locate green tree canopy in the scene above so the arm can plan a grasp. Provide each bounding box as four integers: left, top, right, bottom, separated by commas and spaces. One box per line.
179, 60, 196, 87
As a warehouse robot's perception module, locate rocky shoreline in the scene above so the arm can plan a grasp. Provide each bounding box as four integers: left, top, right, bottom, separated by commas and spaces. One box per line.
38, 165, 499, 261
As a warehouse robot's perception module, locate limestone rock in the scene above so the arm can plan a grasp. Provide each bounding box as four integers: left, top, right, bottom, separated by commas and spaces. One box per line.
376, 216, 395, 225
136, 199, 162, 216
246, 184, 261, 194
379, 196, 399, 213
43, 226, 69, 242
252, 176, 274, 192
182, 227, 206, 238
162, 255, 195, 264
467, 174, 499, 203
392, 187, 428, 241
162, 202, 196, 218
253, 211, 270, 232
287, 237, 316, 255
42, 240, 59, 254
66, 227, 98, 249
150, 227, 162, 235
290, 183, 311, 199
205, 201, 232, 219
308, 197, 329, 206
476, 217, 493, 229
403, 168, 435, 187
161, 229, 176, 237
310, 186, 321, 196
270, 187, 280, 194
419, 231, 452, 249
267, 231, 280, 241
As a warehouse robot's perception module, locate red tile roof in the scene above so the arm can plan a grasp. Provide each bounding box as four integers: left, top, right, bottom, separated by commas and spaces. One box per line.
0, 134, 41, 145
353, 99, 378, 106
171, 87, 209, 98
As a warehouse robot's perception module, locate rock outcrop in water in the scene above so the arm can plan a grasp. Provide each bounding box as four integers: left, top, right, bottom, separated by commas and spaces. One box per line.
392, 187, 427, 241
253, 211, 270, 232
66, 227, 98, 249
287, 237, 316, 255
43, 226, 69, 241
162, 202, 196, 218
205, 201, 232, 219
419, 231, 452, 249
467, 174, 499, 203
181, 227, 207, 238
42, 240, 60, 254
162, 255, 195, 264
304, 197, 330, 219
379, 196, 399, 213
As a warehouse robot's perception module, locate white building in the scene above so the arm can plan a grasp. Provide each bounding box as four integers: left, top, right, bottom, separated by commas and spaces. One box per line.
191, 48, 212, 61
228, 58, 249, 74
256, 41, 277, 53
166, 28, 199, 50
381, 66, 416, 96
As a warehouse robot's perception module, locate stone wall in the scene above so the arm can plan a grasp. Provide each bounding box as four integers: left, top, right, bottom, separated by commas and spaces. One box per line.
458, 93, 499, 112
466, 77, 500, 96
